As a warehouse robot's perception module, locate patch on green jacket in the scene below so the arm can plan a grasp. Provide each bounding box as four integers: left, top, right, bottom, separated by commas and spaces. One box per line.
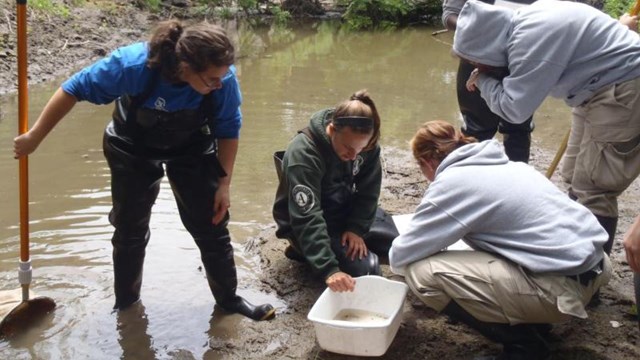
292, 184, 314, 213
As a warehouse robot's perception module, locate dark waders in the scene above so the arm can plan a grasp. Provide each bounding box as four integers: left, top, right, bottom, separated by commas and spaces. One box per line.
103, 88, 274, 321
326, 208, 398, 276
283, 209, 397, 277
457, 58, 533, 163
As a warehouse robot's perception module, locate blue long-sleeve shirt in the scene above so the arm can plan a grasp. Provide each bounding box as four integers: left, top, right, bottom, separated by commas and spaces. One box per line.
62, 42, 242, 138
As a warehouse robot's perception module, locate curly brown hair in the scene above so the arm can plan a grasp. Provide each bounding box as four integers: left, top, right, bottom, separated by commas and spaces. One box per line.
146, 20, 235, 82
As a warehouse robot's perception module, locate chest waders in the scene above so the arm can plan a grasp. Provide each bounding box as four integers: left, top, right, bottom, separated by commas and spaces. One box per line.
273, 128, 398, 278
102, 73, 274, 321
456, 45, 533, 163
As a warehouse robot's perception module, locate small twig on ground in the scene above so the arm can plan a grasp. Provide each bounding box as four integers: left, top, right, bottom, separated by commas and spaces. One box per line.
61, 40, 93, 49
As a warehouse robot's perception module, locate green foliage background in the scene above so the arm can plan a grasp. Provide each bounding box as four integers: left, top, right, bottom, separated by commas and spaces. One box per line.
339, 0, 635, 30
23, 0, 640, 30
604, 0, 636, 17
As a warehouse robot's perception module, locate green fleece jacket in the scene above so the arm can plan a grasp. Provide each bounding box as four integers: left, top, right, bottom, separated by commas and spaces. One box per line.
274, 109, 382, 279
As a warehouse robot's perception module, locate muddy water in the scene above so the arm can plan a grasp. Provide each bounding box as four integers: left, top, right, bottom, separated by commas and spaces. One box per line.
0, 21, 571, 358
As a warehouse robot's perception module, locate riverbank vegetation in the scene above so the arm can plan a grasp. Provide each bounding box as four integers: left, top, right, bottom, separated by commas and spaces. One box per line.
2, 0, 633, 31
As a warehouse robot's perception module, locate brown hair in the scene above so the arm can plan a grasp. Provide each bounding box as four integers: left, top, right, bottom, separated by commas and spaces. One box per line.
410, 120, 477, 163
332, 89, 381, 151
147, 20, 235, 82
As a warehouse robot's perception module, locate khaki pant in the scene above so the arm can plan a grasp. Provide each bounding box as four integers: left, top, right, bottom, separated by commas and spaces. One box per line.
405, 251, 611, 325
561, 77, 640, 217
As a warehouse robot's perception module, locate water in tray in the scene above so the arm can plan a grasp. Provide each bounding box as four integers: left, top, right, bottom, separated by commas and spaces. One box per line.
333, 309, 388, 324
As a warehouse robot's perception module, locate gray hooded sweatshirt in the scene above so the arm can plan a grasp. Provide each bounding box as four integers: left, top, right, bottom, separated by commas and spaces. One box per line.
443, 0, 534, 27
442, 0, 467, 26
452, 0, 640, 123
389, 140, 607, 276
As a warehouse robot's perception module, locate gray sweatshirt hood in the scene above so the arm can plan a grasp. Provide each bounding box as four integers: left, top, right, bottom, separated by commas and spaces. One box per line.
452, 0, 513, 67
436, 139, 509, 178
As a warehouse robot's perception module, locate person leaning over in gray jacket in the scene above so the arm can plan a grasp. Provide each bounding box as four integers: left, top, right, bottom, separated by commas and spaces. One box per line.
390, 120, 610, 360
442, 0, 536, 163
455, 0, 640, 267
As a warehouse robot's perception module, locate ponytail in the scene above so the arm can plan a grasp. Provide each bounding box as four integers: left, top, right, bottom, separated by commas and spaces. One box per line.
410, 120, 477, 163
147, 20, 184, 82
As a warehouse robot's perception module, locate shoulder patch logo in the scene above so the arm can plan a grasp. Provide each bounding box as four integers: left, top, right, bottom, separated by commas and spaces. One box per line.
154, 97, 167, 111
353, 155, 364, 176
292, 184, 314, 213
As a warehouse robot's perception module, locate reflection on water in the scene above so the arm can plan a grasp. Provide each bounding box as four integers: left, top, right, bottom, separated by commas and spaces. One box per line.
116, 304, 156, 360
0, 20, 571, 358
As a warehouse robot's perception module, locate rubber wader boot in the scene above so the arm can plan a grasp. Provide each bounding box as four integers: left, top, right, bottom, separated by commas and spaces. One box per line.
331, 236, 381, 277
284, 241, 305, 263
340, 251, 381, 277
595, 215, 618, 256
113, 231, 149, 310
442, 301, 550, 360
201, 246, 275, 321
587, 215, 617, 307
502, 132, 531, 164
363, 208, 400, 264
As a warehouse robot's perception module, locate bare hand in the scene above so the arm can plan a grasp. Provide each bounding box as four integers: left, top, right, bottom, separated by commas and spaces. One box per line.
341, 231, 368, 261
212, 183, 231, 225
466, 68, 480, 92
326, 271, 356, 292
623, 216, 640, 273
13, 132, 42, 159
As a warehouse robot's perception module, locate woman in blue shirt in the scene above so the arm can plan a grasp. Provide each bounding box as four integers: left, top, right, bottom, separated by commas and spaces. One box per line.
13, 20, 275, 321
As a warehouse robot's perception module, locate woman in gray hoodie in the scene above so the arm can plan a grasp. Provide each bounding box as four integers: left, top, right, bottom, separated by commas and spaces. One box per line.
390, 120, 609, 359
442, 0, 536, 163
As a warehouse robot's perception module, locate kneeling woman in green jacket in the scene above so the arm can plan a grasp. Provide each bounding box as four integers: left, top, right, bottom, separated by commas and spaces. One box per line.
273, 90, 396, 292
